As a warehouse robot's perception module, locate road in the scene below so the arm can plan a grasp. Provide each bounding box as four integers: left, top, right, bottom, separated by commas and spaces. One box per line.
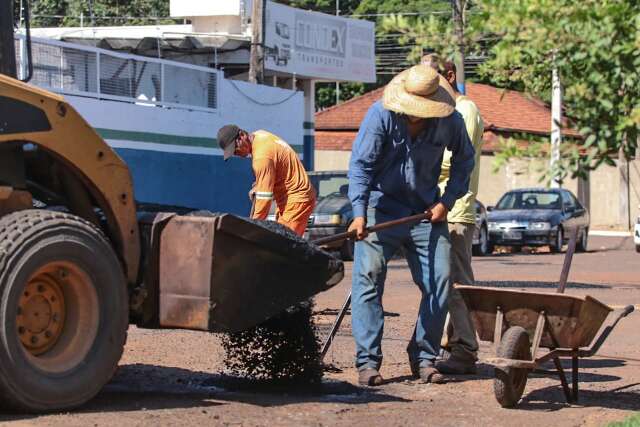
1, 236, 638, 426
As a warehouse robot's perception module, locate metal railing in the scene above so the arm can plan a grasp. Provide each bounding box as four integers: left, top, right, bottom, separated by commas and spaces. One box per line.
15, 35, 219, 112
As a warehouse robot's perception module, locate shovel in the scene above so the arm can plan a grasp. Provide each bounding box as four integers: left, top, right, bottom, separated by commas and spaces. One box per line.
313, 212, 432, 360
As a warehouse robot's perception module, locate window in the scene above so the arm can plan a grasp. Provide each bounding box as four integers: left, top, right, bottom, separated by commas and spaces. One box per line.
495, 191, 561, 210
561, 191, 576, 211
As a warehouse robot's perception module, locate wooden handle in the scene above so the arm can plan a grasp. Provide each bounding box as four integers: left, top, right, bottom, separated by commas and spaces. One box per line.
312, 212, 431, 246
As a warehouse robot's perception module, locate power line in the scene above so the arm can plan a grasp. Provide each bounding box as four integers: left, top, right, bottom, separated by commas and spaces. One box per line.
346, 11, 450, 18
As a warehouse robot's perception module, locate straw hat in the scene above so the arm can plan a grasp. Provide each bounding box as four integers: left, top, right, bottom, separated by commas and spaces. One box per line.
383, 64, 455, 118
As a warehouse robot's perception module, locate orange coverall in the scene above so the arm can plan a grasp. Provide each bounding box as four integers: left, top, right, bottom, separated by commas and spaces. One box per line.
251, 130, 315, 236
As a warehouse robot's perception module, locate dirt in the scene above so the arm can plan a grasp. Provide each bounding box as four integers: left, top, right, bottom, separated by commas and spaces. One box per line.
0, 236, 638, 426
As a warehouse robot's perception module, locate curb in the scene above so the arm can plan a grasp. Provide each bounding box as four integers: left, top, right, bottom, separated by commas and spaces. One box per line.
589, 230, 633, 237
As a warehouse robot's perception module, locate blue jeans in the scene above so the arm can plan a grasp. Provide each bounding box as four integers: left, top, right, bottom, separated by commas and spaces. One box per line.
351, 209, 451, 371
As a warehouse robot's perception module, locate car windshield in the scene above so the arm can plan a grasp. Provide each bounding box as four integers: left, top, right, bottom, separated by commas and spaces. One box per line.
309, 174, 349, 199
495, 191, 561, 210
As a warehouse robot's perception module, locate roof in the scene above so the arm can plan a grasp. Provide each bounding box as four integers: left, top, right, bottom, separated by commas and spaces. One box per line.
26, 26, 250, 53
315, 82, 580, 151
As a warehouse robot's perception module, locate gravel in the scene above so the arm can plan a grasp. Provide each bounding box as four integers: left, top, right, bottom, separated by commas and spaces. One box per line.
220, 300, 323, 385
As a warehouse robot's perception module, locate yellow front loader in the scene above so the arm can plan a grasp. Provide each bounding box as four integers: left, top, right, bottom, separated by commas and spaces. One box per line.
0, 1, 342, 413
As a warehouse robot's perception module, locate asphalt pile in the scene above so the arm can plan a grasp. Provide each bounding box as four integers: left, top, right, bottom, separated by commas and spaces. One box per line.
220, 300, 323, 385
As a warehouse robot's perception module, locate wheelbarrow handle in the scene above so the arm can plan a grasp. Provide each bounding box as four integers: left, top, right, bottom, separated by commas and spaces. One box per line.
312, 212, 432, 246
621, 304, 635, 317
582, 305, 635, 357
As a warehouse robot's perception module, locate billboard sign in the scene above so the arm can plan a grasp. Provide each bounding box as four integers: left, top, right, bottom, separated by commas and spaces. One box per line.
264, 1, 376, 82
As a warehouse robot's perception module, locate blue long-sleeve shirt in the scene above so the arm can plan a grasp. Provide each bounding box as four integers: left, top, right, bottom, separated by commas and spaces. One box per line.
348, 100, 475, 219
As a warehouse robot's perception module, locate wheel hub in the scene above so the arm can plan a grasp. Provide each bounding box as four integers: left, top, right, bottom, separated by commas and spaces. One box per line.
17, 274, 65, 355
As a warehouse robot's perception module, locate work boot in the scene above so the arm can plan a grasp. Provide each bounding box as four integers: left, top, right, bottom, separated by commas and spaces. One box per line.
358, 368, 383, 386
435, 355, 477, 375
409, 361, 445, 384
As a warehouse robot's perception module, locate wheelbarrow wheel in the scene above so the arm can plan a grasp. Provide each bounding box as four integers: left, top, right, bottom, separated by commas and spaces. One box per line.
494, 326, 531, 408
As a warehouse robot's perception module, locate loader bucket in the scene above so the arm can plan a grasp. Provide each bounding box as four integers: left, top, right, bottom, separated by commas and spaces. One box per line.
157, 213, 344, 333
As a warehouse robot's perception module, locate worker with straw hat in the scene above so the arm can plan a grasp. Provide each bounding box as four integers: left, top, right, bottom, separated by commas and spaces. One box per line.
347, 64, 475, 386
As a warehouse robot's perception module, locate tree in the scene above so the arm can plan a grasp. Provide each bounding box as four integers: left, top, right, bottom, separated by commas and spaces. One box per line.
476, 0, 640, 179
307, 0, 453, 110
29, 0, 172, 27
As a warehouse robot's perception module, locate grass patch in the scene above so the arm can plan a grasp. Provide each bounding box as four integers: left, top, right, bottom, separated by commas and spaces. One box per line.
608, 413, 640, 427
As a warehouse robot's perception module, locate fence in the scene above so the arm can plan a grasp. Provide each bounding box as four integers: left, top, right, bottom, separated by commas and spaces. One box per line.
15, 36, 219, 112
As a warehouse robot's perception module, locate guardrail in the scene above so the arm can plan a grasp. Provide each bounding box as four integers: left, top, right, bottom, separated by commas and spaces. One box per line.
15, 35, 219, 113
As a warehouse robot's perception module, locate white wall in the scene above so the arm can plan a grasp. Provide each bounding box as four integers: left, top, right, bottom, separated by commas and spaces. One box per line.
65, 77, 304, 155
170, 0, 242, 17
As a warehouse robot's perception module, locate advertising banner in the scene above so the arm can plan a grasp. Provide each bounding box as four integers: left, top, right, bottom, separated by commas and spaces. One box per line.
264, 1, 376, 82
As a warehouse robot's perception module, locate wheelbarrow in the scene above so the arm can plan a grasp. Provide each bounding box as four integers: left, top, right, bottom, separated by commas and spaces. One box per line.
456, 230, 635, 407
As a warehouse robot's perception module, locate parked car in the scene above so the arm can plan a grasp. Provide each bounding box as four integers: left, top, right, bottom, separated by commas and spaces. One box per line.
634, 209, 640, 253
473, 200, 491, 256
271, 171, 491, 259
268, 171, 354, 259
487, 188, 590, 253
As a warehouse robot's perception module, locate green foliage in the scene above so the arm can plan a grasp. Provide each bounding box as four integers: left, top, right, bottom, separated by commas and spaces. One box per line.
280, 0, 360, 15
608, 413, 640, 427
316, 82, 367, 110
30, 0, 173, 27
354, 0, 449, 19
386, 0, 640, 176
477, 0, 640, 178
379, 1, 481, 64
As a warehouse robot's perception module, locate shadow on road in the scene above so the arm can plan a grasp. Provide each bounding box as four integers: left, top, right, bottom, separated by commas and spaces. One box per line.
474, 281, 610, 289
518, 385, 640, 412
78, 364, 409, 412
0, 363, 411, 420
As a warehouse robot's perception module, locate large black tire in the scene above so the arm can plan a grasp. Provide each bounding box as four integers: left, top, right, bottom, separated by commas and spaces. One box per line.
494, 326, 531, 408
550, 227, 564, 254
576, 227, 588, 252
0, 210, 128, 412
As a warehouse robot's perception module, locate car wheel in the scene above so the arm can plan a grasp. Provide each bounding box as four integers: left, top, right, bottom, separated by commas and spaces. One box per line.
576, 227, 588, 252
473, 226, 491, 256
636, 245, 640, 253
550, 227, 564, 253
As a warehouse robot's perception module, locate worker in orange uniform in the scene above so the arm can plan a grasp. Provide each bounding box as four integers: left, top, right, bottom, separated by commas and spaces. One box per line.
217, 124, 316, 236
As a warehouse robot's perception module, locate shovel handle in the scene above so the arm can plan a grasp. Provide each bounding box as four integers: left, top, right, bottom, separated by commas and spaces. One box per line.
312, 212, 431, 246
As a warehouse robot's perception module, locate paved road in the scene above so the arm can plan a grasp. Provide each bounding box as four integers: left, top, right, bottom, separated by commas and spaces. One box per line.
1, 237, 638, 426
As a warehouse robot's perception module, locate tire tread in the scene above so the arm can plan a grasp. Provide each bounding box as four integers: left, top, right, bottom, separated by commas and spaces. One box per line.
0, 209, 128, 412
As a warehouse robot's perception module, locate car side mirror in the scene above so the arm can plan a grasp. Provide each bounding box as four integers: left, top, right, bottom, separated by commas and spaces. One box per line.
487, 206, 494, 212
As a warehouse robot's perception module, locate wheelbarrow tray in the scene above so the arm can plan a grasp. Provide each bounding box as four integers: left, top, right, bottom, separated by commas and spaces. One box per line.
456, 285, 612, 349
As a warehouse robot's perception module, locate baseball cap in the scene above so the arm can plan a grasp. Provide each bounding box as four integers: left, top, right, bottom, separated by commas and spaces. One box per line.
217, 124, 241, 161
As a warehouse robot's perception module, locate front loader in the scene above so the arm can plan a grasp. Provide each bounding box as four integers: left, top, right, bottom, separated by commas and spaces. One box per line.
0, 1, 342, 412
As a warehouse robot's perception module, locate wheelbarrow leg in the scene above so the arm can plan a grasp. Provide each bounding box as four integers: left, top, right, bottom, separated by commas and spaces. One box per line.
572, 355, 579, 402
553, 356, 573, 403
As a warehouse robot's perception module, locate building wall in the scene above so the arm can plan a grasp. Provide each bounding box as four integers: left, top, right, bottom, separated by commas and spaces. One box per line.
476, 155, 578, 207
315, 150, 351, 171
314, 149, 640, 229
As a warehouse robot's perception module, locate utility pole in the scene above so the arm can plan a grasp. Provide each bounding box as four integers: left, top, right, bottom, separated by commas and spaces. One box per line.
248, 0, 264, 84
619, 144, 631, 230
0, 0, 17, 78
88, 0, 95, 26
451, 0, 466, 94
335, 0, 340, 104
550, 64, 562, 188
